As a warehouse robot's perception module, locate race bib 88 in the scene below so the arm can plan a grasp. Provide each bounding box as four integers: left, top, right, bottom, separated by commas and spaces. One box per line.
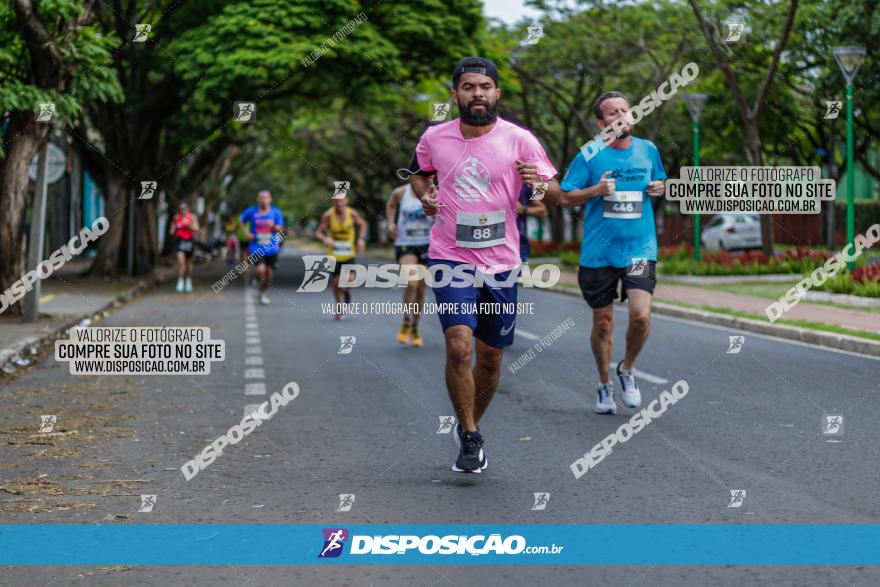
455, 210, 505, 249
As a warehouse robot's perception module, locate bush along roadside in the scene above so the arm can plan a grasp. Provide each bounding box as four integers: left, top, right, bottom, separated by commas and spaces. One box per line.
657, 243, 880, 297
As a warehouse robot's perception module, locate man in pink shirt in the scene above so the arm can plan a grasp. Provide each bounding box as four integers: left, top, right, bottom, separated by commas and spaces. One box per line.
411, 56, 560, 473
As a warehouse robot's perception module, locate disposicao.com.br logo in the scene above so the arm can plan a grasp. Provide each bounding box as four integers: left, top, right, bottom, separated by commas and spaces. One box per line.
318, 529, 563, 558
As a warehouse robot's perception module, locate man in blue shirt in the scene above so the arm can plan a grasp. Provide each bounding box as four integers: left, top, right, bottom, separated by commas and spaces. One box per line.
241, 190, 285, 305
516, 184, 548, 262
559, 91, 667, 416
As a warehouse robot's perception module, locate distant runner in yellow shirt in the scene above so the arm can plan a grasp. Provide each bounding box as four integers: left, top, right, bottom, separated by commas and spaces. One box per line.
315, 194, 368, 320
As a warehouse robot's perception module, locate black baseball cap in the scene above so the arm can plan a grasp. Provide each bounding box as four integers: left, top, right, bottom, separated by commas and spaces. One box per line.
452, 57, 499, 87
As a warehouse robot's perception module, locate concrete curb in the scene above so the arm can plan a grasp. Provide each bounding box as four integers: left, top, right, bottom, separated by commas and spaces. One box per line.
650, 302, 880, 357
548, 283, 880, 357
662, 273, 797, 284
0, 271, 172, 378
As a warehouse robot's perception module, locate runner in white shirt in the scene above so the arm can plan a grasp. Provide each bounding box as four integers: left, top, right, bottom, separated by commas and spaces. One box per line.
386, 183, 433, 346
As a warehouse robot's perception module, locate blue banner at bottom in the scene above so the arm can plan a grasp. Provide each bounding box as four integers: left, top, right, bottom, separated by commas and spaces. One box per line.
1, 524, 879, 565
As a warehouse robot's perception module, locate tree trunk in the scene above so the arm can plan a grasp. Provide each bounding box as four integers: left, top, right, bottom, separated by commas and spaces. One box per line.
0, 114, 49, 316
745, 122, 775, 256
136, 198, 158, 274
89, 173, 128, 277
548, 207, 564, 245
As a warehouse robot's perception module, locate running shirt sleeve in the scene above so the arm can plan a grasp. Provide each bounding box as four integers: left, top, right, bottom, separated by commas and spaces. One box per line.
240, 207, 254, 232
273, 208, 284, 228
414, 133, 436, 174
519, 132, 557, 181
650, 142, 668, 182
560, 150, 592, 191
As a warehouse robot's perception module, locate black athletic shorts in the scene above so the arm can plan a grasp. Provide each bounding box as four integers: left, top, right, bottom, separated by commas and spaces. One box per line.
395, 244, 429, 265
577, 261, 657, 309
332, 257, 355, 276
176, 238, 195, 258
256, 253, 278, 269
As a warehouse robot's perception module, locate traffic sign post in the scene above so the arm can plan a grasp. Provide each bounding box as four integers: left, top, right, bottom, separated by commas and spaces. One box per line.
22, 144, 49, 322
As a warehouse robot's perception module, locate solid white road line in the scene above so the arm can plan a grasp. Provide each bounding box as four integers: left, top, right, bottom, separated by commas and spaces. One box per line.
516, 328, 540, 341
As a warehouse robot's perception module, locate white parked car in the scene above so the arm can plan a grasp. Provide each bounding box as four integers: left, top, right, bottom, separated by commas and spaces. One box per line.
701, 214, 762, 251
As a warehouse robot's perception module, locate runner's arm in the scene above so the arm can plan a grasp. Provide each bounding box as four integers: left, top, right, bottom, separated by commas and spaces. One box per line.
647, 180, 666, 197
559, 184, 604, 206
352, 209, 368, 254
385, 187, 404, 239
409, 174, 433, 199
560, 171, 615, 206
539, 180, 563, 206
516, 159, 563, 206
527, 200, 548, 218
315, 212, 332, 246
240, 209, 256, 240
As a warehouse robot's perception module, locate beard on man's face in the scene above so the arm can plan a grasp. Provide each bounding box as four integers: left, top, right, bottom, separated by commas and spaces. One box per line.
458, 97, 498, 126
602, 118, 632, 140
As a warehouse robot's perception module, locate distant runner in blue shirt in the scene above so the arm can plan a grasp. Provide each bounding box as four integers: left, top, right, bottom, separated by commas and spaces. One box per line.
559, 91, 667, 416
241, 190, 285, 305
516, 184, 548, 262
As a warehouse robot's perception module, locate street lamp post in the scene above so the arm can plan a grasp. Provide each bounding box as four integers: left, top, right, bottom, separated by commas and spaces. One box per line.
832, 46, 866, 270
684, 93, 708, 261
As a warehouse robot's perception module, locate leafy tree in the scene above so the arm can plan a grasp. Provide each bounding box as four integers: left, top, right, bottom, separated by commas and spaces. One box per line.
0, 0, 121, 313
688, 0, 801, 255
75, 0, 483, 275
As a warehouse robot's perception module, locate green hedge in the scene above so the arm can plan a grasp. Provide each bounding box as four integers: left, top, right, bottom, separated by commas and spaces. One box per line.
835, 201, 880, 234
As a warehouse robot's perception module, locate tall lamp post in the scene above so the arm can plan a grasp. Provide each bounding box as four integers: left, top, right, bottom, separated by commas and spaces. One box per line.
832, 46, 866, 270
684, 93, 708, 261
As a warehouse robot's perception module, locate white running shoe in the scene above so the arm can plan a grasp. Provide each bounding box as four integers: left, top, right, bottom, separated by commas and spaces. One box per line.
616, 361, 642, 409
184, 277, 193, 292
260, 294, 270, 305
176, 278, 184, 292
595, 383, 617, 415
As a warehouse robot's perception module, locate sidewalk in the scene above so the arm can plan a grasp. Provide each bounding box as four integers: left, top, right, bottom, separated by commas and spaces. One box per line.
553, 271, 880, 335
0, 257, 177, 375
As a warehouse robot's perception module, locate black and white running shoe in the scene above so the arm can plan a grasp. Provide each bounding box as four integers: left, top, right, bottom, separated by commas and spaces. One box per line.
454, 422, 480, 447
452, 430, 487, 473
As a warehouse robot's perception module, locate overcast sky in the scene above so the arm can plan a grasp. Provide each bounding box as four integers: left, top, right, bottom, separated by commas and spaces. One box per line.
482, 0, 542, 24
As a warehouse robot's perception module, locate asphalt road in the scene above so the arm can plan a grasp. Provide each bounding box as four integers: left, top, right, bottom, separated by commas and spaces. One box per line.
2, 245, 879, 586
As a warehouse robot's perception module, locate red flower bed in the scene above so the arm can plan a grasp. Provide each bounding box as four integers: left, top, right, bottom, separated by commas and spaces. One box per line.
659, 242, 694, 257
852, 262, 880, 283
782, 245, 828, 263
528, 240, 580, 255
737, 250, 769, 265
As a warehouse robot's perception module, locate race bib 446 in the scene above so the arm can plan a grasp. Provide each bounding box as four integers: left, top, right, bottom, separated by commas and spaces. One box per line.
603, 191, 643, 219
